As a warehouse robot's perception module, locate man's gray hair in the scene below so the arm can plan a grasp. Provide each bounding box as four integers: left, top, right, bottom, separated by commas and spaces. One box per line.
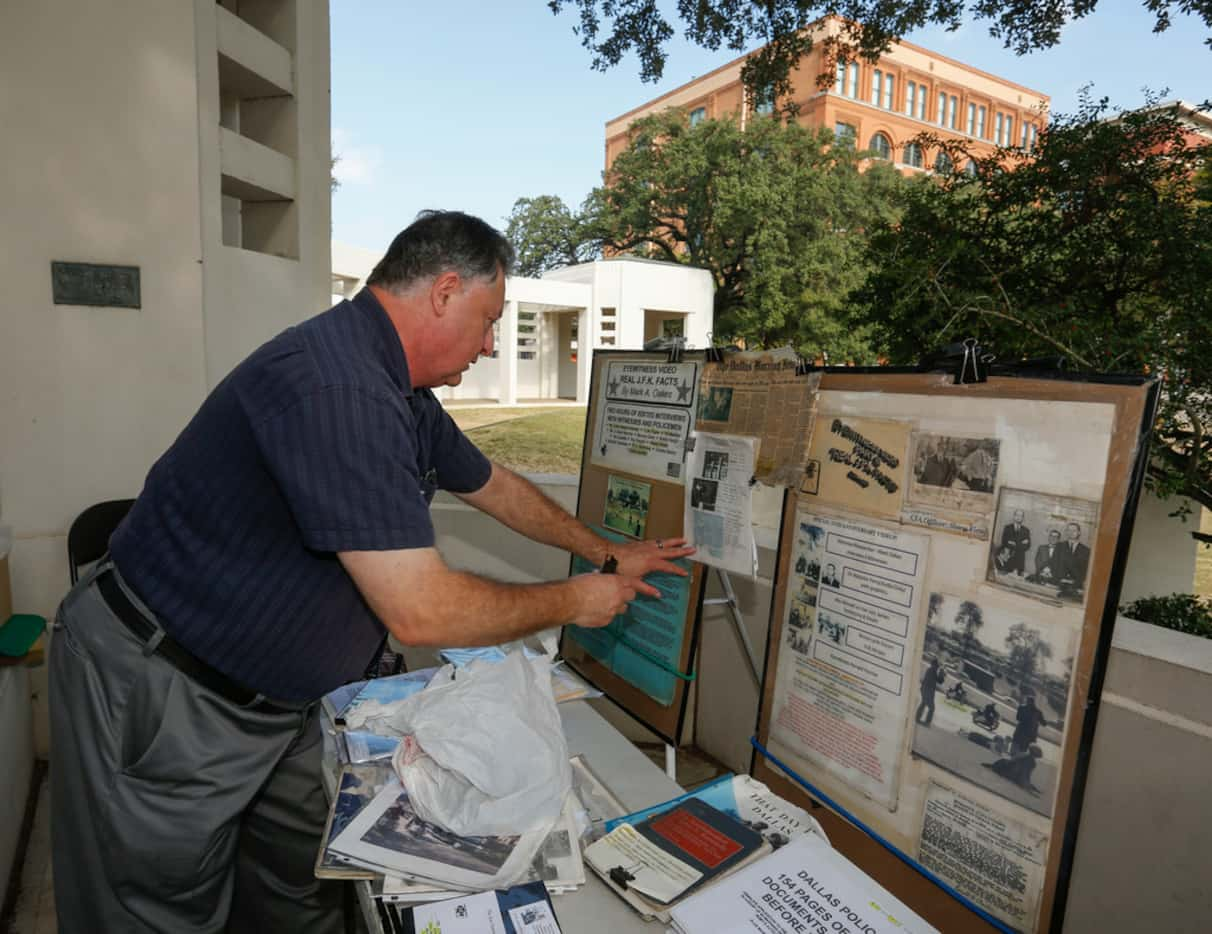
367, 210, 515, 292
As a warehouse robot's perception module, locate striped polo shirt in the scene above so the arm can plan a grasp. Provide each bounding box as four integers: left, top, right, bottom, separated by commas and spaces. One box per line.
109, 288, 491, 701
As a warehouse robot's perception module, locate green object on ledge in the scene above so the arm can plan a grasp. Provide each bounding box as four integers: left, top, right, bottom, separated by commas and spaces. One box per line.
0, 614, 46, 657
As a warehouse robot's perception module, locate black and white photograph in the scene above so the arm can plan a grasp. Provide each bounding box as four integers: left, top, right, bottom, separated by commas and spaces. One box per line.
698, 385, 734, 422
816, 610, 846, 644
986, 488, 1101, 607
911, 592, 1076, 818
362, 793, 520, 876
906, 432, 1001, 517
689, 477, 718, 511
702, 449, 730, 480
820, 562, 841, 589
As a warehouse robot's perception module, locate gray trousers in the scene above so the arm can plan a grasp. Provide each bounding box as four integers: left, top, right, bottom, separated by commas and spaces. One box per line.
49, 561, 344, 933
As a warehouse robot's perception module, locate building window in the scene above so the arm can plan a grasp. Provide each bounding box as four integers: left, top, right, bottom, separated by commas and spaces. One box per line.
1004, 115, 1013, 147
872, 69, 882, 106
978, 105, 987, 138
849, 62, 859, 98
967, 103, 976, 135
1021, 121, 1029, 148
869, 133, 892, 160
918, 91, 927, 121
964, 159, 979, 176
689, 106, 706, 127
884, 74, 894, 110
834, 122, 857, 148
903, 142, 924, 168
937, 91, 946, 126
1029, 124, 1038, 150
906, 81, 916, 117
934, 151, 954, 174
754, 84, 775, 114
995, 112, 1004, 145
835, 61, 845, 95
949, 95, 958, 129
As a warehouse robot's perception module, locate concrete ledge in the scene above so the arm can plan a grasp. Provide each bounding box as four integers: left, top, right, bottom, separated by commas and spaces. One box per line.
219, 127, 296, 201
216, 4, 292, 97
1112, 614, 1212, 677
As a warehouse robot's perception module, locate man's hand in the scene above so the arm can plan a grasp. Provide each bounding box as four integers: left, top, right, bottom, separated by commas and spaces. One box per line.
568, 572, 660, 628
610, 536, 696, 579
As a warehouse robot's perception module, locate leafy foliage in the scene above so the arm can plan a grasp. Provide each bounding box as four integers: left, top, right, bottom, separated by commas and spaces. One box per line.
1005, 622, 1053, 683
584, 109, 902, 361
504, 195, 600, 277
854, 94, 1212, 510
1121, 593, 1212, 639
547, 2, 1212, 103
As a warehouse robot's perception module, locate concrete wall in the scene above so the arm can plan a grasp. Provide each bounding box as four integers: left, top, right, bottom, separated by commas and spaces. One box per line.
0, 0, 331, 766
1119, 493, 1200, 602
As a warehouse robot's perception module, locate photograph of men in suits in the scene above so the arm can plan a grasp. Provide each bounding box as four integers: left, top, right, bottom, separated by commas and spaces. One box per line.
820, 563, 841, 588
1028, 528, 1064, 585
998, 509, 1032, 576
1057, 522, 1091, 598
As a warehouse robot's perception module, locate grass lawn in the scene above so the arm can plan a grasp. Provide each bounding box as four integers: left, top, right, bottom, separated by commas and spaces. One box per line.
461, 407, 587, 475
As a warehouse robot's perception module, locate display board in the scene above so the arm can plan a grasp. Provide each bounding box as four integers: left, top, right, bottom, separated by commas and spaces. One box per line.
750, 369, 1157, 934
560, 351, 710, 746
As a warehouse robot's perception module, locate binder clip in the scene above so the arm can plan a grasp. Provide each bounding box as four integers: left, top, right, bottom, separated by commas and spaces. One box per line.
704, 332, 724, 363
955, 337, 995, 385
666, 335, 685, 364
795, 353, 812, 376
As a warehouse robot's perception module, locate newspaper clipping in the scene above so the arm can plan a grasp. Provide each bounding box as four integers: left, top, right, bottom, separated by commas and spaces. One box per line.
902, 432, 1000, 539
696, 350, 821, 488
918, 781, 1048, 933
987, 488, 1101, 607
804, 416, 912, 520
768, 508, 930, 810
685, 432, 758, 577
592, 360, 700, 484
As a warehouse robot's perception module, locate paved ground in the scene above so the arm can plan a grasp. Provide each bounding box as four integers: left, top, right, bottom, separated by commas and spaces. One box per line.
911, 697, 1058, 818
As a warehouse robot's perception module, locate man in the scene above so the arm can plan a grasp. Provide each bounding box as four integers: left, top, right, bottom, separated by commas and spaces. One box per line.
49, 211, 691, 934
1028, 528, 1064, 585
1011, 691, 1049, 756
915, 656, 943, 725
998, 508, 1031, 576
820, 563, 840, 588
1058, 521, 1091, 597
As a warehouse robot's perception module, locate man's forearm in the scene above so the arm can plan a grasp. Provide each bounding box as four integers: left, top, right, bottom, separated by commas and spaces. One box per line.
392, 571, 579, 647
458, 463, 609, 564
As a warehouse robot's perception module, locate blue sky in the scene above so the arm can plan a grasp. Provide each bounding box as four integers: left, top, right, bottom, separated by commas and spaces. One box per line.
330, 1, 1208, 251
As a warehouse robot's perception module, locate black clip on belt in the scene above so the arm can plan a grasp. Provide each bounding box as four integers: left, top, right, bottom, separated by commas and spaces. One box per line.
97, 570, 289, 712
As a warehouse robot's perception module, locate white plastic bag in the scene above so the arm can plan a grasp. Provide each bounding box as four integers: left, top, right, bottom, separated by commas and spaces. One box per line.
389, 650, 571, 837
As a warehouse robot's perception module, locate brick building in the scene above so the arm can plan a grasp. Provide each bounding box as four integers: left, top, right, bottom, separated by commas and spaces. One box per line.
605, 17, 1050, 175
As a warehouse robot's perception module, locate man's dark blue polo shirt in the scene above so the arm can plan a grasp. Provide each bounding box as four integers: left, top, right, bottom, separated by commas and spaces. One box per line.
109, 288, 491, 701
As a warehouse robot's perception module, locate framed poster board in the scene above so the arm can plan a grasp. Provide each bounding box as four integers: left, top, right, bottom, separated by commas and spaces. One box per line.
559, 350, 710, 746
750, 369, 1157, 933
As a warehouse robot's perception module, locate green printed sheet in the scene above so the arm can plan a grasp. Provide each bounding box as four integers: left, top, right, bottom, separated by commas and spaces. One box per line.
567, 526, 693, 706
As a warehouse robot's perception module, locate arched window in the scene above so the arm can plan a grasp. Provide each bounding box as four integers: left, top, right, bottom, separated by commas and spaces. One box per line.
964, 159, 979, 177
868, 133, 892, 160
934, 151, 954, 174
903, 142, 923, 168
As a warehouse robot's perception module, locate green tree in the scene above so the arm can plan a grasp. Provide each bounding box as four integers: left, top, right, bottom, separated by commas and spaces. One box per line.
585, 109, 901, 360
504, 195, 600, 277
855, 94, 1212, 512
547, 2, 1212, 105
1005, 622, 1053, 685
952, 599, 985, 661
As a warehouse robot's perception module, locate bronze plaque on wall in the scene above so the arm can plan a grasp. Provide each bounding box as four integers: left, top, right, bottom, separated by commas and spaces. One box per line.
51, 262, 141, 308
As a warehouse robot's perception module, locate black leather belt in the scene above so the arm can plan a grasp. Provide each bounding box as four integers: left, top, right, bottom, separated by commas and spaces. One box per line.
96, 569, 296, 713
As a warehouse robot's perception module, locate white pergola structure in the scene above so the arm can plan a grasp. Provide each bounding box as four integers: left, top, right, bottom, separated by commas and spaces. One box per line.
331, 246, 716, 406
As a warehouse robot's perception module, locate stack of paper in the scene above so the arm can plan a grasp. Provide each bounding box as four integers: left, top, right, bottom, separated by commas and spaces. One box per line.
376, 881, 563, 933
668, 833, 937, 934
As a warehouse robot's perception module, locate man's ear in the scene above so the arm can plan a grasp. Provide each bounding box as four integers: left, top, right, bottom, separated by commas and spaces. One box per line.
429, 271, 462, 317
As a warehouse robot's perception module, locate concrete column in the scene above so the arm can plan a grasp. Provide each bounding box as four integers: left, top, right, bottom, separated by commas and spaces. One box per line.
498, 299, 518, 405
576, 306, 591, 404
